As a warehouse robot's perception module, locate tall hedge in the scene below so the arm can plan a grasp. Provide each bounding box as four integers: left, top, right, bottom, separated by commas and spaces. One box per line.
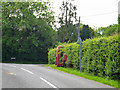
48, 35, 120, 79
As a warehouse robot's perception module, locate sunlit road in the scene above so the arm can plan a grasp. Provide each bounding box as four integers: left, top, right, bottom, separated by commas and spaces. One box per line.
0, 63, 115, 89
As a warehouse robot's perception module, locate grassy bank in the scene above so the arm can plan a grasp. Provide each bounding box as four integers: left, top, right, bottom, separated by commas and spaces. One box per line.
45, 64, 119, 88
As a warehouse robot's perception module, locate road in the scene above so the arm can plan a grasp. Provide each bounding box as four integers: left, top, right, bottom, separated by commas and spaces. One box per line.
0, 63, 116, 89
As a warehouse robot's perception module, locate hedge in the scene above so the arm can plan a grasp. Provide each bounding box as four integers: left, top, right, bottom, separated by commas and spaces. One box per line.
48, 48, 56, 64
48, 34, 120, 79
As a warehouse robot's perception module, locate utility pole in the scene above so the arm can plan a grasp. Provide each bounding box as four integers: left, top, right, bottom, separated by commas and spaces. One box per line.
77, 16, 82, 72
78, 17, 80, 38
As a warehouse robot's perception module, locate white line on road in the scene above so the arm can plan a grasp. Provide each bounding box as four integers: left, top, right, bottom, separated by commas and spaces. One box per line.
40, 77, 58, 89
20, 67, 58, 89
21, 68, 34, 74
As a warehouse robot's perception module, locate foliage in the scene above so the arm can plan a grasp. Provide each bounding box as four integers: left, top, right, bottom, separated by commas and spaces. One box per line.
2, 1, 56, 63
48, 48, 56, 64
57, 23, 78, 43
48, 34, 120, 80
57, 0, 102, 43
57, 0, 78, 43
96, 24, 118, 36
118, 14, 120, 34
118, 14, 120, 25
81, 25, 95, 40
58, 0, 77, 26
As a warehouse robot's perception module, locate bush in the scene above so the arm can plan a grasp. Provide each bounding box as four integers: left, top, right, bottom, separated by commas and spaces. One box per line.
48, 48, 56, 64
48, 34, 120, 79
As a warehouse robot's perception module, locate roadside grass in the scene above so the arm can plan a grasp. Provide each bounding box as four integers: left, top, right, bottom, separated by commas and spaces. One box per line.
45, 64, 119, 89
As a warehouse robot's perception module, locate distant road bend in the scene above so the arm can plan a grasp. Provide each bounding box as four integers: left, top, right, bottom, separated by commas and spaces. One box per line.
1, 63, 116, 89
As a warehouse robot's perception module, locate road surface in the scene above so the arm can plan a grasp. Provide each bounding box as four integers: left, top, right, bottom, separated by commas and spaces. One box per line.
0, 63, 116, 89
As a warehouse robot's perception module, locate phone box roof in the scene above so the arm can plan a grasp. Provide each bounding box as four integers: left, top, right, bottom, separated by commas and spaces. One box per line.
57, 45, 63, 50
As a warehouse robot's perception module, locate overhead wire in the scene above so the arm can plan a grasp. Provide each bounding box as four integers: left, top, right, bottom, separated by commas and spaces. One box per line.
54, 0, 119, 28
79, 9, 118, 27
81, 11, 118, 18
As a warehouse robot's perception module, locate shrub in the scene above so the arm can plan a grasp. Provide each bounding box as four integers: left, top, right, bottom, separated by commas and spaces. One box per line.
48, 48, 56, 64
48, 34, 120, 79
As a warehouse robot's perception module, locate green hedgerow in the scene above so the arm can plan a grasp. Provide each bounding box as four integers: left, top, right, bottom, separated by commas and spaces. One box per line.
48, 34, 120, 80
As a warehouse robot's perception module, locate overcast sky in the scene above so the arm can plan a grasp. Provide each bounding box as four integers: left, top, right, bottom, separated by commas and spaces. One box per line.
49, 0, 119, 28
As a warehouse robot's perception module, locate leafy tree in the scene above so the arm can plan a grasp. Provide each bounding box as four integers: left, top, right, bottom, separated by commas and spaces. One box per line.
2, 1, 56, 63
57, 23, 77, 43
97, 24, 118, 37
57, 0, 78, 43
118, 14, 120, 24
81, 25, 95, 40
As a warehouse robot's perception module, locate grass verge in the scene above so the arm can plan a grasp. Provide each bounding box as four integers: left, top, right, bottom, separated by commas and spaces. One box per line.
45, 64, 119, 89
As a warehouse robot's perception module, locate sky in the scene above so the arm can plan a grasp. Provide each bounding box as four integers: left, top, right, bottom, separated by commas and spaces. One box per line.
49, 0, 119, 29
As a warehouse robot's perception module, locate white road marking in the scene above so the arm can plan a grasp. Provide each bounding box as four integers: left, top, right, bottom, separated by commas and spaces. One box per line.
4, 64, 58, 89
40, 77, 58, 89
21, 68, 34, 74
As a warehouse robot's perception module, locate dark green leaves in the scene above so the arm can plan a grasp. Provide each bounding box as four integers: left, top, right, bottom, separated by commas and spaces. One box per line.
2, 1, 56, 63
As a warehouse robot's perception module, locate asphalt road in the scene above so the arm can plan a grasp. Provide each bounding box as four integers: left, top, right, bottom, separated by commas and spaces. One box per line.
0, 63, 116, 89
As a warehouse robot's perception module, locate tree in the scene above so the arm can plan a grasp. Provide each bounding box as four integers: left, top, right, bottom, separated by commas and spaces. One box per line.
2, 1, 56, 63
57, 0, 78, 43
57, 23, 78, 43
81, 25, 95, 40
96, 24, 118, 37
118, 14, 120, 24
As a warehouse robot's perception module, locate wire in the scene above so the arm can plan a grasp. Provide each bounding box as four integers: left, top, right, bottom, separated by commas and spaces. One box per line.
80, 18, 118, 28
81, 11, 118, 18
80, 20, 101, 27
